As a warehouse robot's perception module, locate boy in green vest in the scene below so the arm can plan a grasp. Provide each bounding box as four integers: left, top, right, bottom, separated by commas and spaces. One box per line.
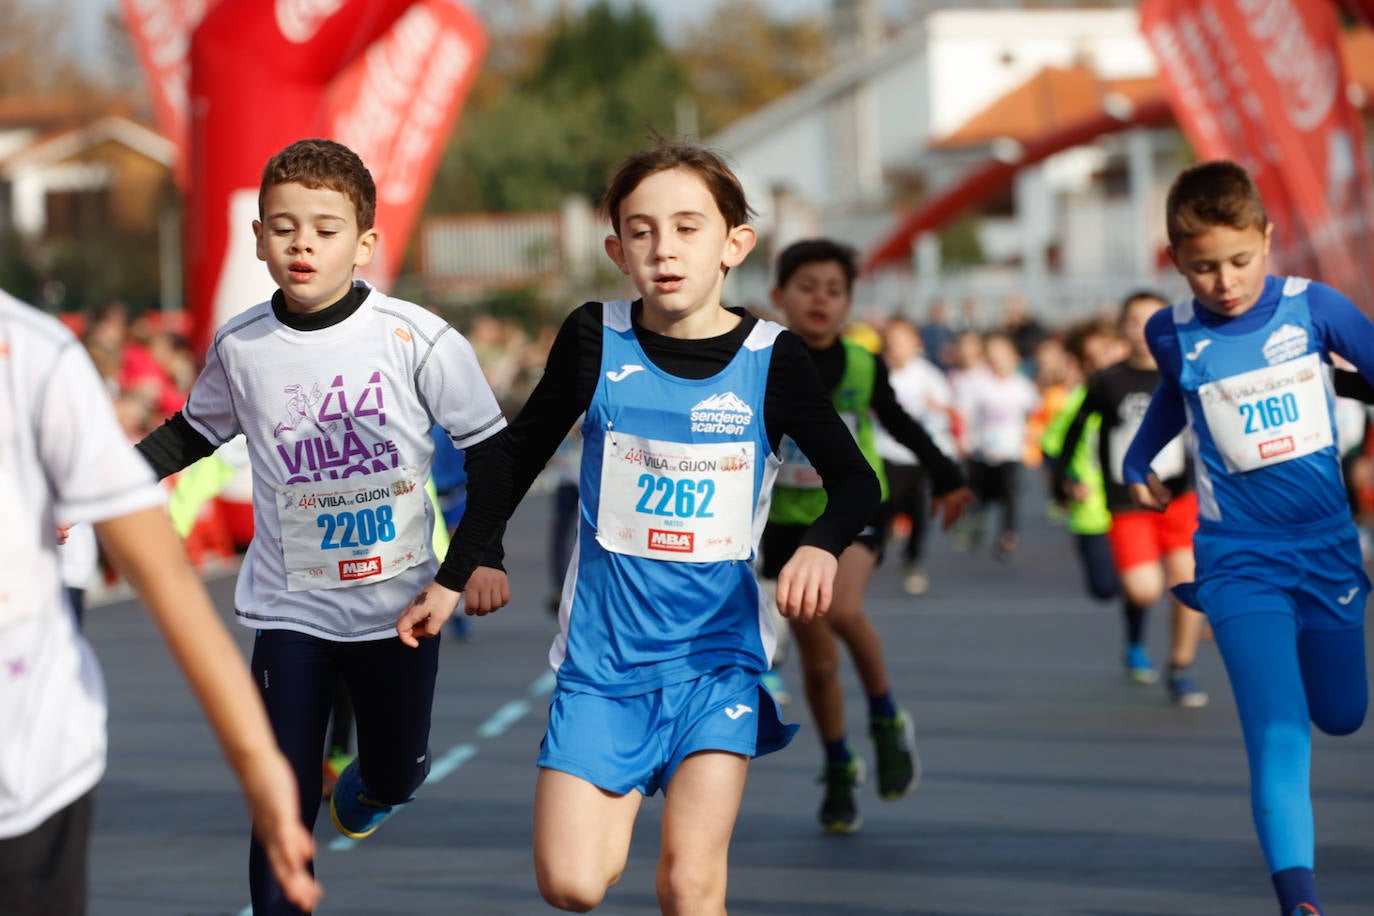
1041, 318, 1126, 608
758, 239, 974, 833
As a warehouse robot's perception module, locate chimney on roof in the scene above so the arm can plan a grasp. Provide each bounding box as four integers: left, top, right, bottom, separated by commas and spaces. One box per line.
831, 0, 883, 57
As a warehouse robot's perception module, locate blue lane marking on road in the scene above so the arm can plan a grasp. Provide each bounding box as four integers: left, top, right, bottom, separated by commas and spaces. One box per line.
528, 669, 556, 697
240, 671, 552, 908
428, 741, 479, 783
478, 700, 529, 738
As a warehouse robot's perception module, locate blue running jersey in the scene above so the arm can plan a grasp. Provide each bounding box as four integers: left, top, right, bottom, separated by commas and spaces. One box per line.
550, 300, 785, 696
1172, 277, 1346, 530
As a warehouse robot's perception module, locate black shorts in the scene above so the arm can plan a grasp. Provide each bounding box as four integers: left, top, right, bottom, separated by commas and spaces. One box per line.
758, 505, 891, 579
0, 788, 93, 916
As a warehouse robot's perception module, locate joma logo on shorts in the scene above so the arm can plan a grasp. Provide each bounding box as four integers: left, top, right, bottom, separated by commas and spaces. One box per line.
1259, 437, 1295, 459
339, 557, 382, 580
648, 529, 694, 552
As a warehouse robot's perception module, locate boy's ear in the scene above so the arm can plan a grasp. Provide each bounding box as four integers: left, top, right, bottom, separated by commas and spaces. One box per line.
604, 234, 631, 275
722, 223, 757, 269
1165, 244, 1180, 272
252, 220, 267, 263
354, 227, 379, 268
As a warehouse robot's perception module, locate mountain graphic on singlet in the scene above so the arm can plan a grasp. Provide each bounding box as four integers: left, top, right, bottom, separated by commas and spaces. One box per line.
691, 392, 753, 418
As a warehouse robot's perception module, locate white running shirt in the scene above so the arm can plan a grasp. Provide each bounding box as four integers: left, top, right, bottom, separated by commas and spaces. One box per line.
0, 290, 165, 839
182, 284, 506, 639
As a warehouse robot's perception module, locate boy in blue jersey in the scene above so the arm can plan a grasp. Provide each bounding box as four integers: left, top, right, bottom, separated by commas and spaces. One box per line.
1123, 160, 1374, 916
396, 140, 880, 913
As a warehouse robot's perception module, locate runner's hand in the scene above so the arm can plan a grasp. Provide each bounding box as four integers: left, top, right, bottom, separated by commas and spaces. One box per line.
931, 486, 976, 530
240, 748, 322, 912
461, 566, 510, 616
396, 581, 463, 647
1127, 472, 1172, 513
775, 545, 838, 623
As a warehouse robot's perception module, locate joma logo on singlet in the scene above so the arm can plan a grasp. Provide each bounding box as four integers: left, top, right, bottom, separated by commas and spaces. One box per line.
648, 529, 694, 552
338, 557, 383, 580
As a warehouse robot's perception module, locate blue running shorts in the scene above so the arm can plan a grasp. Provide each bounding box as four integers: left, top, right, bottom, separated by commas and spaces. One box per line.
537, 666, 798, 796
1176, 520, 1369, 630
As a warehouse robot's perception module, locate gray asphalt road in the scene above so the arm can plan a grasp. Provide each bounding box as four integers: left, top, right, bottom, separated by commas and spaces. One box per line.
85, 489, 1374, 915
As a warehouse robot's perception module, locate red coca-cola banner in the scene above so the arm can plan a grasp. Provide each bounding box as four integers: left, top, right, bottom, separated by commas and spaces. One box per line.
1142, 0, 1374, 309
120, 0, 485, 355
120, 0, 220, 187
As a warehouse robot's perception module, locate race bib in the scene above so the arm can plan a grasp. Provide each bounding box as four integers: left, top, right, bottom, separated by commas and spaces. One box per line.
1198, 353, 1332, 474
598, 433, 755, 563
277, 467, 429, 591
776, 412, 859, 490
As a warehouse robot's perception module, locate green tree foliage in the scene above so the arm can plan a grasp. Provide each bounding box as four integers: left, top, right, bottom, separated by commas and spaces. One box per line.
430, 1, 690, 215
678, 1, 831, 134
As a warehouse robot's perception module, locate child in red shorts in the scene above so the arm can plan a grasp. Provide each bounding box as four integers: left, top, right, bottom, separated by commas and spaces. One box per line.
1053, 291, 1208, 705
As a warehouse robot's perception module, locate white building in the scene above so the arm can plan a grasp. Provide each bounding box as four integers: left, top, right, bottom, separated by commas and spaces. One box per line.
708, 0, 1175, 322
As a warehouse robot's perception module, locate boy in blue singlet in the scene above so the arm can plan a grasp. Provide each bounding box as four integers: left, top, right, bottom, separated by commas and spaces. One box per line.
759, 238, 974, 834
396, 140, 881, 912
1123, 160, 1374, 916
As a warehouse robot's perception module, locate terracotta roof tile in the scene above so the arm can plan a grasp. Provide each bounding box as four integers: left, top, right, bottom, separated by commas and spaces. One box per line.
935, 26, 1374, 149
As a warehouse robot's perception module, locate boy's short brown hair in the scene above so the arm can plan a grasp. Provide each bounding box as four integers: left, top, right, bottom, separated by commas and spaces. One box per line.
1118, 288, 1170, 325
600, 138, 753, 235
1165, 160, 1268, 247
259, 138, 377, 231
774, 238, 858, 294
1062, 317, 1119, 367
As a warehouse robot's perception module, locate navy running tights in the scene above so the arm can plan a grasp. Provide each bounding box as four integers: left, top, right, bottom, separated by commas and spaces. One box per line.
247, 628, 440, 915
1211, 613, 1367, 875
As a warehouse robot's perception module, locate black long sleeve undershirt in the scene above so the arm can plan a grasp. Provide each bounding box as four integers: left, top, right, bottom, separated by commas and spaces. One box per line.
137, 412, 217, 480
435, 301, 882, 592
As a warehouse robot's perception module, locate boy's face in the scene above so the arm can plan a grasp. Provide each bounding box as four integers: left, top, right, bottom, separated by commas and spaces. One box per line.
1121, 298, 1165, 356
603, 168, 755, 329
254, 182, 377, 313
985, 336, 1019, 376
1082, 332, 1126, 373
770, 260, 851, 348
1168, 223, 1272, 319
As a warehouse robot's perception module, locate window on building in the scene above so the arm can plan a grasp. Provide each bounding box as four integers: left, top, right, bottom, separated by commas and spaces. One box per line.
45, 188, 110, 238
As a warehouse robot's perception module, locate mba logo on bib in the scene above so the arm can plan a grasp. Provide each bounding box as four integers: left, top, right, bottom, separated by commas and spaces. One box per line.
1263, 325, 1309, 364
339, 556, 382, 580
649, 529, 694, 552
690, 392, 753, 435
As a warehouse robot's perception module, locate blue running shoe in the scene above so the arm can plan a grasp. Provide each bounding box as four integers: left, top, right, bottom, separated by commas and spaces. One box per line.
1123, 643, 1158, 685
329, 759, 410, 839
1167, 668, 1209, 708
1291, 904, 1321, 916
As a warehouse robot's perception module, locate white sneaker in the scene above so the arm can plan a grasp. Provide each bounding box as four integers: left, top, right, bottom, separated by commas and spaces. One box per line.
902, 568, 929, 595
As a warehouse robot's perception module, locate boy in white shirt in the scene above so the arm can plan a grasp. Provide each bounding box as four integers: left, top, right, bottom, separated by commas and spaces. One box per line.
135, 139, 506, 915
0, 290, 318, 915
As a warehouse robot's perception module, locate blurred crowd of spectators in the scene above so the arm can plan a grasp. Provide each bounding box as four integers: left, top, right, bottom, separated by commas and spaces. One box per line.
78, 300, 197, 441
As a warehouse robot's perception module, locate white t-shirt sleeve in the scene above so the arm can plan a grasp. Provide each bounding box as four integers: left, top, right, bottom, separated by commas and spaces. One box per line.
182, 336, 241, 446
42, 341, 164, 525
420, 326, 508, 449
